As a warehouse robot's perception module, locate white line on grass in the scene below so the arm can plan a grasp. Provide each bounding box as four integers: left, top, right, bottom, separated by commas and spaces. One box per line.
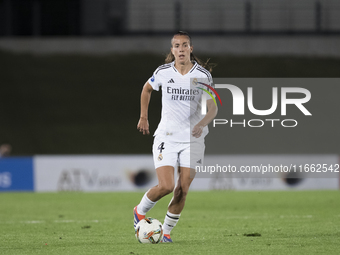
279, 215, 313, 218
21, 220, 45, 224
0, 220, 104, 224
0, 215, 319, 225
213, 215, 315, 220
223, 215, 313, 220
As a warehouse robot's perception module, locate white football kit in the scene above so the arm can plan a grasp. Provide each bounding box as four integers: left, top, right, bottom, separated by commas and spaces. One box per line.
148, 61, 214, 169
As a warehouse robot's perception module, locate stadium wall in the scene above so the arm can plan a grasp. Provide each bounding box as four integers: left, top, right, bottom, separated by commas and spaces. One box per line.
0, 155, 339, 192
1, 36, 340, 57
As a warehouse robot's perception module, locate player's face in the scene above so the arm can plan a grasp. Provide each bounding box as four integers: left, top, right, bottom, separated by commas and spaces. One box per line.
171, 35, 193, 65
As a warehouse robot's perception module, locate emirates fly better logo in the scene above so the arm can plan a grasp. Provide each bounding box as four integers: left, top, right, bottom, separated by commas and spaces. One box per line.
197, 79, 312, 128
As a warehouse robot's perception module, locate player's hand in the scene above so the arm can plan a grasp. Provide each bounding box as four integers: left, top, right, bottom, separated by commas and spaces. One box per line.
192, 125, 204, 138
137, 117, 150, 135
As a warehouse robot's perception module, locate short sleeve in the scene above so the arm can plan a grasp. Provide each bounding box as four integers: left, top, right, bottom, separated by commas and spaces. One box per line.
148, 71, 161, 91
205, 72, 215, 98
208, 81, 215, 98
198, 75, 215, 98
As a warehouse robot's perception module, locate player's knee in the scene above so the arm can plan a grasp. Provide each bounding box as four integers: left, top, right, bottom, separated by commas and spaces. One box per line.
173, 185, 188, 200
173, 186, 181, 198
180, 188, 188, 199
159, 184, 174, 196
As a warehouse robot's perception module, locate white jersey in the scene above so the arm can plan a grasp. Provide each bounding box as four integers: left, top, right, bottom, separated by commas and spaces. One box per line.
148, 61, 214, 142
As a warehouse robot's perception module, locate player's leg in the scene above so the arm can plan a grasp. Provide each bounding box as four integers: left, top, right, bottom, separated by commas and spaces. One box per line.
147, 166, 175, 201
162, 167, 195, 242
134, 166, 175, 228
168, 167, 195, 214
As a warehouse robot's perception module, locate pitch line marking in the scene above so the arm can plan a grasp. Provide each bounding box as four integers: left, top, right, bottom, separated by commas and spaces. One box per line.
0, 219, 104, 224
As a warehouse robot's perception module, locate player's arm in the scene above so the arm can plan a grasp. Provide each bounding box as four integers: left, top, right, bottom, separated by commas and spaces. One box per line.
137, 81, 154, 135
192, 99, 218, 138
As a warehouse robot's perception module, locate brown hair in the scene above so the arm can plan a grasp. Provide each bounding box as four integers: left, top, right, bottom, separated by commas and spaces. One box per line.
164, 31, 215, 73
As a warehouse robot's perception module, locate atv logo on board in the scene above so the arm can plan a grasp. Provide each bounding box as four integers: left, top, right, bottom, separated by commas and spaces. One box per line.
57, 169, 121, 191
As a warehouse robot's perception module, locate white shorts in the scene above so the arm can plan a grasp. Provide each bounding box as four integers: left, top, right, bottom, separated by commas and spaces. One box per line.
152, 135, 205, 169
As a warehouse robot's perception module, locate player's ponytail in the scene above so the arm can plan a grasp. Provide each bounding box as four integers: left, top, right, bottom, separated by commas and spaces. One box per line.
190, 53, 215, 73
165, 31, 216, 72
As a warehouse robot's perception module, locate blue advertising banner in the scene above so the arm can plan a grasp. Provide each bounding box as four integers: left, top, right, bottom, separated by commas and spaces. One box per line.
0, 157, 34, 191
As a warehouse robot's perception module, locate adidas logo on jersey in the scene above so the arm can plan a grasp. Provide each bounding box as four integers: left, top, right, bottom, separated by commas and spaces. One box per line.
196, 159, 202, 164
168, 78, 175, 83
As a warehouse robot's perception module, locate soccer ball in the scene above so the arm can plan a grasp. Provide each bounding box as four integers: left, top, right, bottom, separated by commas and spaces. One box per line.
135, 217, 163, 244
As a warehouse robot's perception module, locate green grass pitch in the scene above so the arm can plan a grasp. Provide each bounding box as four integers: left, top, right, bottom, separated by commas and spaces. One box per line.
0, 191, 339, 254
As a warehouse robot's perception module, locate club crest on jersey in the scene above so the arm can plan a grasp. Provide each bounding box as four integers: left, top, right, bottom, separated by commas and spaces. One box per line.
192, 78, 198, 85
158, 154, 163, 161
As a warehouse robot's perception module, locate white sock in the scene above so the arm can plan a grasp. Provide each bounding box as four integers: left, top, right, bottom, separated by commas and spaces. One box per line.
163, 211, 181, 235
137, 191, 157, 215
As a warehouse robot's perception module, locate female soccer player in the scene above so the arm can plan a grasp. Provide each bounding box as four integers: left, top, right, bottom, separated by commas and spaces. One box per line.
134, 31, 217, 243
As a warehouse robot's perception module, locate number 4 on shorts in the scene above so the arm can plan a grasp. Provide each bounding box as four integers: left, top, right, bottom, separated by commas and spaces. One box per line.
158, 142, 165, 153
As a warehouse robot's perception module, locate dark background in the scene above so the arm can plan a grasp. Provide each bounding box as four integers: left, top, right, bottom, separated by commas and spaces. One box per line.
1, 0, 339, 36
1, 51, 340, 155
